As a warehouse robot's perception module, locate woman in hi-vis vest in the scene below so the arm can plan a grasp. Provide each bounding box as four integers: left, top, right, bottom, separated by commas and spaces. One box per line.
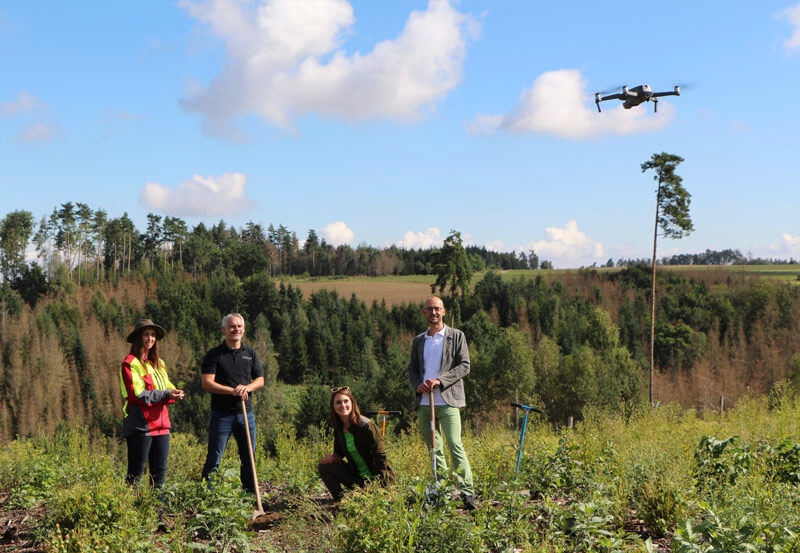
120, 319, 184, 487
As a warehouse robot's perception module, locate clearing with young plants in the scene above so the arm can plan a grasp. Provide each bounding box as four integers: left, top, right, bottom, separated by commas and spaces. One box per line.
3, 389, 800, 552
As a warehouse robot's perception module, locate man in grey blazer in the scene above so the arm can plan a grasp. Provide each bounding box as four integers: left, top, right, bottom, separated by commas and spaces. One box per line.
407, 296, 475, 510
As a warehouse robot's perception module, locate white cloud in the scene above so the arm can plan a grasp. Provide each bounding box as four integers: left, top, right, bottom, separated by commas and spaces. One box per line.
15, 122, 58, 143
783, 233, 800, 248
771, 233, 800, 255
485, 239, 505, 252
470, 69, 673, 139
396, 227, 443, 249
522, 220, 604, 268
141, 173, 254, 217
1, 91, 44, 117
781, 2, 800, 49
321, 221, 354, 246
179, 0, 477, 138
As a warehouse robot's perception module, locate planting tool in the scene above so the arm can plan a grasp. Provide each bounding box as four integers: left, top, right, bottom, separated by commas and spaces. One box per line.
423, 390, 440, 505
429, 391, 438, 480
241, 397, 266, 520
365, 410, 402, 437
510, 402, 543, 474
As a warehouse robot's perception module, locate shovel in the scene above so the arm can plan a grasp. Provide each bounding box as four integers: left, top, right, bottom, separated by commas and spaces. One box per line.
510, 402, 543, 474
429, 391, 438, 480
241, 397, 266, 519
364, 410, 402, 437
425, 390, 439, 505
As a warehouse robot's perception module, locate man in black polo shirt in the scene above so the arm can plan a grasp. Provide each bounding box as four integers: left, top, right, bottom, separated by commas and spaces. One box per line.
201, 313, 264, 493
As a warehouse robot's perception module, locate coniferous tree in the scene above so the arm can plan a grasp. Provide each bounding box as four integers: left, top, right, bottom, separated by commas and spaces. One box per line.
641, 152, 694, 406
0, 210, 34, 283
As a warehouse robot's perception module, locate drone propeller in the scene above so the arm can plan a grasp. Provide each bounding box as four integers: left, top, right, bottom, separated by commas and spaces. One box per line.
596, 85, 626, 95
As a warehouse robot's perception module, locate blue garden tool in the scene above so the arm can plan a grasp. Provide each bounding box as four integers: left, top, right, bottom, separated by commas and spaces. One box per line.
510, 402, 543, 474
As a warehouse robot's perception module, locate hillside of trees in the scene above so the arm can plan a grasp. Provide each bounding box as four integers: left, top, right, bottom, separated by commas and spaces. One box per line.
0, 205, 533, 292
3, 205, 793, 299
1, 204, 799, 445
1, 257, 798, 445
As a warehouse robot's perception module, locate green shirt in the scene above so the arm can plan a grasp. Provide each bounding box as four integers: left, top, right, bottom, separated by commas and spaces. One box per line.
344, 432, 372, 479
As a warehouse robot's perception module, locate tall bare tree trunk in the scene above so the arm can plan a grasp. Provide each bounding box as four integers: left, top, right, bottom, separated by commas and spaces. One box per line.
66, 231, 71, 280
650, 180, 663, 407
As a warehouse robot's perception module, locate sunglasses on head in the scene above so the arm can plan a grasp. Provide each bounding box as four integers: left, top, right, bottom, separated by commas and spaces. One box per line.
330, 386, 351, 394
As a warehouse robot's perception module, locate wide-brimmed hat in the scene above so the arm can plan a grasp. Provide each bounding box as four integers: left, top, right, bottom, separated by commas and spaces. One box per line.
127, 319, 166, 343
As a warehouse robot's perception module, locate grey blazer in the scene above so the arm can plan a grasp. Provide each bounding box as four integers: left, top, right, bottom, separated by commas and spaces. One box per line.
407, 326, 470, 409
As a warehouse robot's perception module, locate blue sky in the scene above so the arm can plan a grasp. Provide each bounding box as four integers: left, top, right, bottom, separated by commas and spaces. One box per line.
2, 0, 799, 268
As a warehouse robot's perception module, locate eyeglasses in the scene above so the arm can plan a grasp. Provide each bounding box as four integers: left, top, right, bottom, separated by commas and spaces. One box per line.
330, 386, 351, 393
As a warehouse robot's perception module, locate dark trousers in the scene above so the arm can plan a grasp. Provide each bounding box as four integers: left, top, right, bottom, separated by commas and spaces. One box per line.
201, 409, 257, 493
126, 433, 170, 488
318, 461, 365, 501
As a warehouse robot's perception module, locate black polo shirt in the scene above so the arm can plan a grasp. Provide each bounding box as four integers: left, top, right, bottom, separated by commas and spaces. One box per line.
201, 342, 263, 413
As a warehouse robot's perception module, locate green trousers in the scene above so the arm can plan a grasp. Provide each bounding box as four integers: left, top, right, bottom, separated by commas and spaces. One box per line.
416, 404, 474, 495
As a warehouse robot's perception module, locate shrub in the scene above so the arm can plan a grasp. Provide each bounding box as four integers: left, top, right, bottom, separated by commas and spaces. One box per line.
633, 478, 687, 537
161, 467, 252, 553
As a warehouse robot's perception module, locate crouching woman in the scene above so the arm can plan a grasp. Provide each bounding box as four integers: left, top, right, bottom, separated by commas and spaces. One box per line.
318, 386, 395, 501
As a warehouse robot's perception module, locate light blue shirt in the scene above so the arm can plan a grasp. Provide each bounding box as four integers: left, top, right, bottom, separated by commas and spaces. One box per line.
420, 325, 447, 406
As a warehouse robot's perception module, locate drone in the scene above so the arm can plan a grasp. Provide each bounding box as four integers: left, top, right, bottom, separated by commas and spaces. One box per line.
594, 85, 680, 113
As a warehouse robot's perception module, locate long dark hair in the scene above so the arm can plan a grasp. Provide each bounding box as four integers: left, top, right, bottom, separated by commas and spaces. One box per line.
329, 387, 362, 430
128, 332, 160, 370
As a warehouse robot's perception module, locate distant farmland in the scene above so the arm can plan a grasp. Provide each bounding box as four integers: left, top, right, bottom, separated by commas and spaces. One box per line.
288, 276, 434, 307
286, 264, 799, 307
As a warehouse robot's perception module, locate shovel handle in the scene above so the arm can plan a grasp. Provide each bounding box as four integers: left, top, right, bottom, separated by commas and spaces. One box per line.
429, 390, 437, 479
241, 397, 264, 514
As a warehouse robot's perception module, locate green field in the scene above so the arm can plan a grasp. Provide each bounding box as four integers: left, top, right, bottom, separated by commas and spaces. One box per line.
281, 265, 800, 307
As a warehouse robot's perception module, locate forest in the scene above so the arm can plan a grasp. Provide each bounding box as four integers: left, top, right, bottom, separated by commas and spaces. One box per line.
0, 255, 798, 445
1, 205, 800, 551
2, 205, 794, 299
0, 204, 798, 442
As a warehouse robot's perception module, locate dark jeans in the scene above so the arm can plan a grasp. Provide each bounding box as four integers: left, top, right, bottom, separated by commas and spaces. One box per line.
126, 433, 170, 488
318, 461, 365, 501
201, 409, 257, 493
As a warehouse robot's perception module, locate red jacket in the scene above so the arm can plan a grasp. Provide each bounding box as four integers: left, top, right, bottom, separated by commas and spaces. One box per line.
119, 354, 175, 437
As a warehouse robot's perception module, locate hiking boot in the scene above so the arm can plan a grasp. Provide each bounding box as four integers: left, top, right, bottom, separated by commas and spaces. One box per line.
462, 494, 476, 511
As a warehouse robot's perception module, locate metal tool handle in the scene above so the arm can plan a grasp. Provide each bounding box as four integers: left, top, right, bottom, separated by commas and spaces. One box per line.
510, 402, 544, 414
